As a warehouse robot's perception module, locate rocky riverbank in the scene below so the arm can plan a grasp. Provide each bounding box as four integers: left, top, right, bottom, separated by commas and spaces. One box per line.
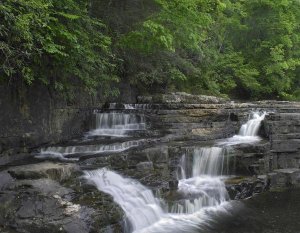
1, 92, 300, 232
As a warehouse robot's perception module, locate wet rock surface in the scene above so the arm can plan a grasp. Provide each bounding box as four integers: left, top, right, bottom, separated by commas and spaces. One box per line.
1, 93, 300, 232
7, 162, 79, 181
0, 164, 123, 233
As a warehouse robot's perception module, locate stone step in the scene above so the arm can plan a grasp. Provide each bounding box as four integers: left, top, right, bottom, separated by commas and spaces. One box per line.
271, 133, 300, 140
269, 169, 300, 188
271, 139, 300, 153
8, 162, 79, 181
264, 123, 300, 134
278, 113, 300, 119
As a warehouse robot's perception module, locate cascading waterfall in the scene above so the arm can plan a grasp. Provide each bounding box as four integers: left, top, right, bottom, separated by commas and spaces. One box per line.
87, 112, 146, 137
218, 111, 266, 146
83, 169, 165, 233
239, 111, 266, 136
84, 147, 231, 233
192, 147, 229, 176
83, 110, 266, 233
172, 147, 229, 214
38, 140, 144, 160
108, 103, 151, 110
37, 111, 146, 160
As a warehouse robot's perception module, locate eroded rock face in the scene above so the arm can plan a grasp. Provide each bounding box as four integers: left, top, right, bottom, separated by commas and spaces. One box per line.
7, 162, 79, 181
138, 92, 227, 104
0, 165, 124, 233
264, 110, 300, 172
1, 93, 300, 232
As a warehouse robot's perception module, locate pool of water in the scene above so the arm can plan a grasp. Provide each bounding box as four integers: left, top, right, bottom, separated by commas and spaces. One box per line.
198, 188, 300, 233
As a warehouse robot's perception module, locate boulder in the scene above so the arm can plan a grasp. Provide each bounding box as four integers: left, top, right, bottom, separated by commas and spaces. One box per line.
138, 92, 227, 104
136, 161, 154, 171
272, 168, 300, 187
8, 162, 79, 181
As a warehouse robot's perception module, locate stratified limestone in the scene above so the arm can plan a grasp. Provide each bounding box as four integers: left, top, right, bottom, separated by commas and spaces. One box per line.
8, 162, 79, 181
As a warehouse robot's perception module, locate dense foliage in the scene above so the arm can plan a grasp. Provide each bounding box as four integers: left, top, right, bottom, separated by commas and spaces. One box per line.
1, 0, 300, 100
0, 0, 116, 95
119, 0, 300, 99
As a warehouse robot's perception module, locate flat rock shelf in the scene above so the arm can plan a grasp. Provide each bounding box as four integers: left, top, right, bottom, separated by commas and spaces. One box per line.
1, 94, 300, 233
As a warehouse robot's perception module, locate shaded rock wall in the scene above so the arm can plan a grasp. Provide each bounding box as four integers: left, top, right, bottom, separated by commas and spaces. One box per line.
0, 83, 93, 155
264, 112, 300, 169
0, 81, 138, 156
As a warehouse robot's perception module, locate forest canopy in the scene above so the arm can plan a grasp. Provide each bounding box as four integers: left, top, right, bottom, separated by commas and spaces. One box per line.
1, 0, 300, 100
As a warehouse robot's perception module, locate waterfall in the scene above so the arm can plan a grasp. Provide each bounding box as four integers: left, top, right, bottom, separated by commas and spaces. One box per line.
172, 147, 229, 214
83, 147, 231, 233
192, 147, 229, 176
83, 169, 165, 233
218, 111, 266, 146
38, 140, 144, 160
108, 104, 151, 110
87, 112, 146, 137
82, 110, 265, 233
37, 112, 147, 160
238, 111, 266, 136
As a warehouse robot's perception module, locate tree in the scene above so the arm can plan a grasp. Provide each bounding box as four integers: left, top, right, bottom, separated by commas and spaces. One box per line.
0, 0, 117, 96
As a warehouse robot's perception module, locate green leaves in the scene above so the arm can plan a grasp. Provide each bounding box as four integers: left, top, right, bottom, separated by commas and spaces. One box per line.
1, 0, 299, 100
0, 0, 115, 96
121, 20, 175, 53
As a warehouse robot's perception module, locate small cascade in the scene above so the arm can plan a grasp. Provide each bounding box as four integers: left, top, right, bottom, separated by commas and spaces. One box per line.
81, 110, 267, 233
83, 169, 165, 233
84, 148, 231, 233
38, 140, 144, 160
177, 147, 230, 179
239, 111, 266, 136
108, 103, 151, 110
124, 104, 135, 110
172, 147, 230, 214
87, 112, 146, 137
37, 111, 147, 161
192, 147, 229, 176
171, 177, 228, 214
218, 111, 266, 146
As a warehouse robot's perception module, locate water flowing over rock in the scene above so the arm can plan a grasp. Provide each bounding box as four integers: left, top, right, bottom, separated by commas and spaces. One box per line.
170, 147, 230, 214
218, 111, 266, 146
36, 111, 148, 161
39, 140, 145, 160
83, 169, 165, 233
2, 93, 300, 233
239, 112, 266, 136
82, 110, 271, 233
87, 112, 146, 137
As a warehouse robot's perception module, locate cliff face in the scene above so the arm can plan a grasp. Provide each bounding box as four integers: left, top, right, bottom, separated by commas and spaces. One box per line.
0, 79, 140, 156
1, 92, 300, 232
0, 83, 94, 155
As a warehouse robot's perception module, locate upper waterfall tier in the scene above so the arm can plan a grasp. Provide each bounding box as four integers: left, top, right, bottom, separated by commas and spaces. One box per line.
218, 111, 266, 146
239, 111, 266, 136
87, 112, 146, 137
84, 169, 164, 233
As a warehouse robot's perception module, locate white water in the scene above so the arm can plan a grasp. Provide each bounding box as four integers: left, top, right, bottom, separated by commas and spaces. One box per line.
83, 169, 165, 232
192, 147, 229, 176
239, 111, 266, 136
38, 140, 144, 160
87, 112, 146, 137
172, 147, 229, 215
37, 111, 147, 160
83, 110, 266, 233
84, 148, 230, 233
218, 111, 266, 146
108, 103, 151, 110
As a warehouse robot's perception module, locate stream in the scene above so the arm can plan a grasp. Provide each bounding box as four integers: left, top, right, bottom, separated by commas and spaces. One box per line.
42, 110, 265, 233
2, 107, 299, 233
